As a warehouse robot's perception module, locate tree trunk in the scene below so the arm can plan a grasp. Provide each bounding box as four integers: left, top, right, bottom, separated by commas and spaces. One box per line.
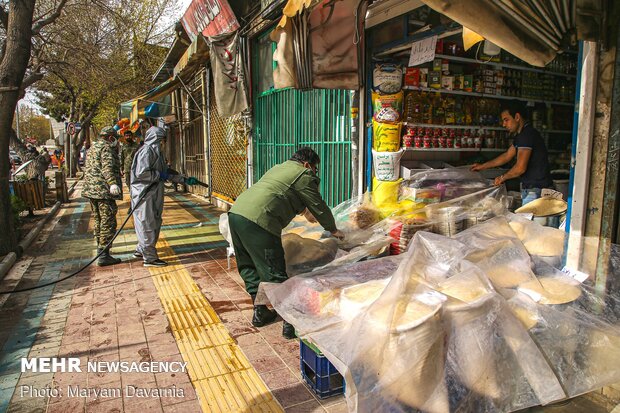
0, 0, 37, 255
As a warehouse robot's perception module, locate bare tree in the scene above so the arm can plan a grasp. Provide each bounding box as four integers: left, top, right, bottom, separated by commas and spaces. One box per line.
0, 0, 68, 255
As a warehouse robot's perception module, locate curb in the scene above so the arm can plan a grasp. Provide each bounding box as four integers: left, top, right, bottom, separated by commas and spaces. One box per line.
0, 198, 63, 281
67, 177, 80, 196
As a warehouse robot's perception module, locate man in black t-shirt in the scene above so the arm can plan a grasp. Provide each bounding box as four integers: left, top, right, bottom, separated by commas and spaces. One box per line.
471, 100, 552, 205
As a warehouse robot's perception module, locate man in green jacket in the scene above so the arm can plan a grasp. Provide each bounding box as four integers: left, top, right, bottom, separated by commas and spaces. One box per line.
228, 147, 344, 339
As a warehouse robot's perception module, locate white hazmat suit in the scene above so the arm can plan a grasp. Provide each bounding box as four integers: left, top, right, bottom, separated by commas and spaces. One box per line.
130, 126, 175, 263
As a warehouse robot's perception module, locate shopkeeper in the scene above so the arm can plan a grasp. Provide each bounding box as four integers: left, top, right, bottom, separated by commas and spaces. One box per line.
471, 100, 552, 205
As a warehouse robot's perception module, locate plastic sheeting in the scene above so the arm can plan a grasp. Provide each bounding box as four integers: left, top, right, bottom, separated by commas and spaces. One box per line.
264, 217, 620, 412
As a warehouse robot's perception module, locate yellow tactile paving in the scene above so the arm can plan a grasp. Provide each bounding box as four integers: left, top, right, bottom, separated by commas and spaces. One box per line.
111, 194, 282, 412
141, 233, 283, 413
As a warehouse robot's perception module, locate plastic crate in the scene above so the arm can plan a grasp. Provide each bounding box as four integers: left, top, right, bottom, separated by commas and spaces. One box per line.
300, 339, 344, 399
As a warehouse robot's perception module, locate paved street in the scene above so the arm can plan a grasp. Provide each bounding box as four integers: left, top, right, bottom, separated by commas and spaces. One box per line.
0, 184, 347, 413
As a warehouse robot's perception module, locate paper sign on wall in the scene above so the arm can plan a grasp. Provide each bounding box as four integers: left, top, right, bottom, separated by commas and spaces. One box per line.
408, 35, 437, 67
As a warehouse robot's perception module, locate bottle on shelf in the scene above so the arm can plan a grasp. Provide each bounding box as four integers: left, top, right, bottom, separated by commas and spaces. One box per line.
422, 92, 432, 124
433, 93, 445, 124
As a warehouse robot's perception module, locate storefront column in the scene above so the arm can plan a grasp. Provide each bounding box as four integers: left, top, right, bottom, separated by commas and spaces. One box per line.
595, 26, 620, 284
566, 41, 598, 272
580, 43, 617, 279
201, 67, 211, 197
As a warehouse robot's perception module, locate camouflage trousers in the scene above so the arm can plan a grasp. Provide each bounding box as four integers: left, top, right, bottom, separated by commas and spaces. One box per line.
89, 199, 118, 248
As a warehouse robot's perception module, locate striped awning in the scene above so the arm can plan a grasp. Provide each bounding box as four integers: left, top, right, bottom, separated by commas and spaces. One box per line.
119, 77, 179, 123
173, 34, 210, 80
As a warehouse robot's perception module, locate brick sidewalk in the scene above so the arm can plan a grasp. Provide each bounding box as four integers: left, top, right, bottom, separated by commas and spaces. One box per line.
0, 186, 347, 413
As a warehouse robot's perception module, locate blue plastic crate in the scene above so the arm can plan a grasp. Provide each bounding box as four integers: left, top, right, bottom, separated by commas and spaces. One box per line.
300, 339, 344, 399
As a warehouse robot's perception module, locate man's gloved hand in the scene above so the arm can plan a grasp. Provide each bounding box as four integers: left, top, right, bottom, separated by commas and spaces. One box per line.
109, 184, 121, 196
185, 176, 199, 186
159, 170, 169, 181
169, 174, 185, 184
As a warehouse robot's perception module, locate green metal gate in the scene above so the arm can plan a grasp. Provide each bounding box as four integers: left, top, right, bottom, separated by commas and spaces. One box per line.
253, 88, 353, 207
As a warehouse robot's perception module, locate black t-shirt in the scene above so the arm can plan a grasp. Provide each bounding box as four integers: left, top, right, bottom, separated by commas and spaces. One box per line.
513, 123, 552, 189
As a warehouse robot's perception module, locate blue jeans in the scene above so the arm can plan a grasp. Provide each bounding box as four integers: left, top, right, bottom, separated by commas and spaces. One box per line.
521, 188, 542, 206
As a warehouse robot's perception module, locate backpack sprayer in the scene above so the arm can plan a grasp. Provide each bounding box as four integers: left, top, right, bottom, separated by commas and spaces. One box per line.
0, 174, 208, 295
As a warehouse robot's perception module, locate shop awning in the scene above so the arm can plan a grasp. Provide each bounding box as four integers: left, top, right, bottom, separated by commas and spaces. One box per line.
173, 34, 210, 81
419, 0, 598, 67
119, 77, 179, 123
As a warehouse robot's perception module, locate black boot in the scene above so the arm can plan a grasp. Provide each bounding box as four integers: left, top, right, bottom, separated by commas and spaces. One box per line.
282, 321, 296, 339
97, 248, 121, 267
252, 305, 277, 327
249, 294, 277, 327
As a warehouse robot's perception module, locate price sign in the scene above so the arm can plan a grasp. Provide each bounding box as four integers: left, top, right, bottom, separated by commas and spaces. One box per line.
408, 35, 438, 67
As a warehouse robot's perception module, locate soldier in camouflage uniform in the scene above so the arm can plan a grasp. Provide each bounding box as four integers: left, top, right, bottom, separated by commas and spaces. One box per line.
120, 130, 140, 188
82, 126, 123, 266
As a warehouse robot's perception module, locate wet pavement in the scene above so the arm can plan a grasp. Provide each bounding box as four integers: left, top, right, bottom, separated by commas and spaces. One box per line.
0, 184, 347, 413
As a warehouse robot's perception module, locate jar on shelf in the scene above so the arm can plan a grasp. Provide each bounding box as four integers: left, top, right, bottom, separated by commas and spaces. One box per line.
485, 131, 496, 149
474, 130, 483, 149
447, 130, 455, 148
423, 132, 432, 149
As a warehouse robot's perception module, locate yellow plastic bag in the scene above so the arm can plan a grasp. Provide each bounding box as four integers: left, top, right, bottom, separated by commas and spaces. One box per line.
372, 177, 402, 207
373, 120, 402, 152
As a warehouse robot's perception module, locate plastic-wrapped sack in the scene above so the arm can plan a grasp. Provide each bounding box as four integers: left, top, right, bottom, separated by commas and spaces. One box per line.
372, 149, 404, 181
282, 233, 339, 276
258, 255, 404, 330
372, 120, 402, 152
372, 177, 401, 207
373, 64, 403, 94
283, 214, 327, 240
266, 216, 620, 412
507, 213, 566, 262
400, 168, 491, 203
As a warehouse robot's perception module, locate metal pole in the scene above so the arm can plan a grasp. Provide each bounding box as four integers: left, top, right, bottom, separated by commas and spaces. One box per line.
15, 104, 21, 140
350, 90, 360, 197
205, 67, 213, 197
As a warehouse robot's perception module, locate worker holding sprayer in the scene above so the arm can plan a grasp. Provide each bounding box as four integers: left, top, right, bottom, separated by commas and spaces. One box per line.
130, 125, 199, 267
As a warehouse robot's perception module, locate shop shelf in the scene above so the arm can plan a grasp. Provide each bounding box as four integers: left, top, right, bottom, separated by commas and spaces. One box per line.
403, 122, 505, 131
300, 339, 344, 399
402, 85, 575, 107
544, 130, 572, 134
434, 54, 577, 79
405, 147, 479, 152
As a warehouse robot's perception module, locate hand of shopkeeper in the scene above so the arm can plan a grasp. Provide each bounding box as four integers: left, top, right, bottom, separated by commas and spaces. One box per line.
494, 174, 505, 186
470, 163, 484, 171
331, 229, 345, 240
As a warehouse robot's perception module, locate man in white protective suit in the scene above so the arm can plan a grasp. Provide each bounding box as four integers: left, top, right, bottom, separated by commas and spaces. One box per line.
130, 125, 198, 267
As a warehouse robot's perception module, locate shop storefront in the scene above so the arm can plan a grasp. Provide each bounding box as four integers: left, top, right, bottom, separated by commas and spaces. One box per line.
363, 3, 579, 200
247, 6, 356, 207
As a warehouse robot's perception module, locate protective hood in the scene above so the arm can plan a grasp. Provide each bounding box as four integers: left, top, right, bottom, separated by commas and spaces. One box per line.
144, 126, 166, 145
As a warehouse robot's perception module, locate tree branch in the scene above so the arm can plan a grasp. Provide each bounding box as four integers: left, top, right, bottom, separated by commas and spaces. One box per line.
32, 0, 69, 35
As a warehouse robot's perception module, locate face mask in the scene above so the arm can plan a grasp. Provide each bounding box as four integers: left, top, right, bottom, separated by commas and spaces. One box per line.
108, 137, 118, 148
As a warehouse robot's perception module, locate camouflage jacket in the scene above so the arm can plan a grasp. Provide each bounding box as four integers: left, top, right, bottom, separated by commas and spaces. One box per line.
120, 141, 140, 174
82, 139, 122, 200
